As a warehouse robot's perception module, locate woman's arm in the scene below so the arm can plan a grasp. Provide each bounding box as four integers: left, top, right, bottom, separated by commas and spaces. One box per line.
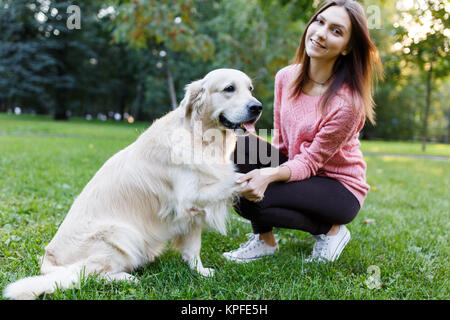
262, 166, 292, 183
272, 69, 288, 155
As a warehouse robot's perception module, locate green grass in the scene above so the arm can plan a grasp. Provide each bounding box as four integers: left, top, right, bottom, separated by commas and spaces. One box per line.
0, 113, 149, 140
0, 113, 449, 299
360, 140, 450, 158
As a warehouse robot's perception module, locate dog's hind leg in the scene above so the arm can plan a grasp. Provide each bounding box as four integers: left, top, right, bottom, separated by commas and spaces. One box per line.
172, 226, 214, 277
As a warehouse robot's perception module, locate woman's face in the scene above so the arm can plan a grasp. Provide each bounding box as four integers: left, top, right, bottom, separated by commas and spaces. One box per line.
305, 6, 352, 61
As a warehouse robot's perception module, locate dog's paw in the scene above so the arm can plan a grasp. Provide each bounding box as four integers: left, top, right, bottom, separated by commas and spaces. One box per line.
235, 173, 246, 183
235, 172, 245, 180
198, 267, 215, 277
234, 173, 248, 190
238, 181, 248, 188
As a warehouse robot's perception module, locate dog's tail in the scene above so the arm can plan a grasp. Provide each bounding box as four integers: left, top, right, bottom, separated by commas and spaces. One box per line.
3, 264, 85, 300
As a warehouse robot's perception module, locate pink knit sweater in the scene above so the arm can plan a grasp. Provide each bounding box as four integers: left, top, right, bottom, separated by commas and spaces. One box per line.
273, 65, 370, 207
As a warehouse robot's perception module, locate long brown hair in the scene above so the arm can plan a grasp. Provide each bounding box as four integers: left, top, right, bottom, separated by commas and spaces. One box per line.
290, 0, 383, 125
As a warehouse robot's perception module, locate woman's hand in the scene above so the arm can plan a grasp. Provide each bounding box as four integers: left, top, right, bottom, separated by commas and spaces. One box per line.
236, 168, 278, 202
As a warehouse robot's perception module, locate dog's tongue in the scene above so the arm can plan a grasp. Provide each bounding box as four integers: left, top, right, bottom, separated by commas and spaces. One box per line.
243, 122, 256, 133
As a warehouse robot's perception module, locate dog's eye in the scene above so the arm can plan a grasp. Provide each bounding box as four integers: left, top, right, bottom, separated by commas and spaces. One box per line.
249, 86, 253, 92
224, 85, 235, 93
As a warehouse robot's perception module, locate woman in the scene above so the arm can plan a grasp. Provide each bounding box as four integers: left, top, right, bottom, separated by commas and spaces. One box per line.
223, 0, 383, 263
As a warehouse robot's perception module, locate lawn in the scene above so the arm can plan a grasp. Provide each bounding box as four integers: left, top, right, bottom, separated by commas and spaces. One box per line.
0, 113, 449, 300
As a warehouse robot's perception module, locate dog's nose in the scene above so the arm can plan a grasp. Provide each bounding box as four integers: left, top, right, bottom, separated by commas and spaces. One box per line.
247, 102, 262, 115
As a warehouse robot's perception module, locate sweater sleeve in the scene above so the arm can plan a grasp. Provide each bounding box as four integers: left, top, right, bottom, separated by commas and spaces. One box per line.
281, 101, 363, 182
272, 69, 288, 156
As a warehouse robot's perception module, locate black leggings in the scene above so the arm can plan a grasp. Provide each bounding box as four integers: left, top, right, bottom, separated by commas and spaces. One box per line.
231, 134, 361, 235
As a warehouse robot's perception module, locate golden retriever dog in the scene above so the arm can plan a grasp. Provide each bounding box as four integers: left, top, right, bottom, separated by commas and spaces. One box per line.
4, 68, 262, 300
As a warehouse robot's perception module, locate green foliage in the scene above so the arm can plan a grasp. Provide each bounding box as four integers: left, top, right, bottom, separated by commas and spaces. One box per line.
388, 0, 449, 144
111, 0, 214, 60
395, 0, 449, 77
202, 0, 315, 128
0, 0, 55, 112
362, 0, 449, 141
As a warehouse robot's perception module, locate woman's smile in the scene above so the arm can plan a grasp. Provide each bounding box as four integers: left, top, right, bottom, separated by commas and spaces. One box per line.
310, 38, 326, 49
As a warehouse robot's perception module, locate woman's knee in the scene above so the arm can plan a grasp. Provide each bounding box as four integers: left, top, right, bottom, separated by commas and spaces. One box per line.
333, 207, 360, 225
233, 197, 262, 220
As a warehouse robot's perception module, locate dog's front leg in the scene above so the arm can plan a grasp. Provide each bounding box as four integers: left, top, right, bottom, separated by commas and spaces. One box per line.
195, 180, 239, 206
172, 227, 214, 277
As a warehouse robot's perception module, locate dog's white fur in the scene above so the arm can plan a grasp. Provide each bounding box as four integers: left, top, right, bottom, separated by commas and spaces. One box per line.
4, 69, 260, 300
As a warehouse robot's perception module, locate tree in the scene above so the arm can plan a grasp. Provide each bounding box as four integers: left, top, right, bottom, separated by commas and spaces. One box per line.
43, 0, 101, 120
203, 0, 315, 129
109, 0, 214, 110
0, 0, 106, 119
393, 0, 449, 150
361, 0, 419, 140
0, 0, 55, 113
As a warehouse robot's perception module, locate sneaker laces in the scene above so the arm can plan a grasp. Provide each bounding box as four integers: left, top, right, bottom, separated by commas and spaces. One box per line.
229, 233, 260, 254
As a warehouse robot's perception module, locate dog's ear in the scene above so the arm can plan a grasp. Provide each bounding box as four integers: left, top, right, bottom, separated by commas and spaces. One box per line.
179, 79, 208, 119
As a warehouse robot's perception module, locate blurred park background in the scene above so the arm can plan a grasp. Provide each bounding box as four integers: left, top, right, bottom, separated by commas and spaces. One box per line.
0, 0, 449, 146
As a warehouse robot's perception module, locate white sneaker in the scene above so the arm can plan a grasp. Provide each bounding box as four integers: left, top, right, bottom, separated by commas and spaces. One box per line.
305, 225, 351, 263
223, 233, 278, 263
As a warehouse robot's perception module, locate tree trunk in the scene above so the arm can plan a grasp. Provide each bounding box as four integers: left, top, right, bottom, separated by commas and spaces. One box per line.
446, 112, 450, 143
53, 44, 69, 121
166, 60, 178, 110
421, 63, 433, 152
133, 80, 145, 121
120, 94, 127, 119
0, 98, 6, 112
119, 84, 127, 119
54, 89, 69, 120
9, 97, 15, 112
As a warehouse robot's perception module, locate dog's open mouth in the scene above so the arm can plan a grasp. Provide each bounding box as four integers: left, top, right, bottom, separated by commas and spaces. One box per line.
219, 114, 257, 133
